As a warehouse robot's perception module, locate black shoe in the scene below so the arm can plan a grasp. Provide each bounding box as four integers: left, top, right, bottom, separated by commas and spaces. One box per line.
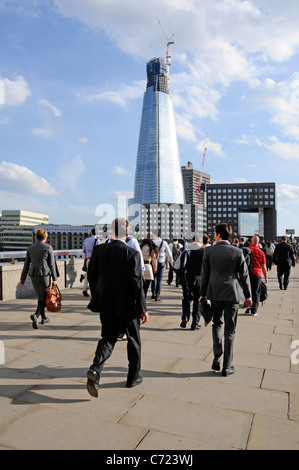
30, 314, 38, 329
126, 376, 143, 388
117, 333, 127, 341
86, 369, 100, 398
83, 290, 89, 297
79, 274, 85, 283
191, 324, 201, 330
151, 295, 155, 300
211, 357, 221, 371
279, 284, 283, 290
222, 366, 235, 377
180, 319, 188, 328
41, 317, 50, 324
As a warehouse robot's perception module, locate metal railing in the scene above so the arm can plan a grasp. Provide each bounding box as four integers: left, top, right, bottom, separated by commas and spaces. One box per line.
0, 249, 84, 264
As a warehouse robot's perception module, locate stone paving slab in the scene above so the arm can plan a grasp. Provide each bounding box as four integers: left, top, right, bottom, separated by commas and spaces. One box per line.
0, 267, 298, 451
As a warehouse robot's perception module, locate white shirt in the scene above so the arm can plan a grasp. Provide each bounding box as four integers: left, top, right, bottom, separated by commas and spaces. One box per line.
153, 237, 174, 265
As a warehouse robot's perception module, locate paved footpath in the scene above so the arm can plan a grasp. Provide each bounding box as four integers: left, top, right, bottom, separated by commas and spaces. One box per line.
0, 267, 299, 451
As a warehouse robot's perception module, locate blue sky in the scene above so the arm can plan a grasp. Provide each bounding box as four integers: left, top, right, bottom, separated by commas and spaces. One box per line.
0, 0, 299, 236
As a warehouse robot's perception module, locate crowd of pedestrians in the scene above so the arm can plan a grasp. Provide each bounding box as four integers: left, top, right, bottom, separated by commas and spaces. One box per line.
19, 220, 297, 395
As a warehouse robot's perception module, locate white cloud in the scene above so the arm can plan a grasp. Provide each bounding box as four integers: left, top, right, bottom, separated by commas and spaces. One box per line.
113, 166, 132, 176
255, 136, 299, 160
86, 80, 145, 110
0, 75, 31, 106
79, 137, 88, 143
0, 117, 12, 125
59, 155, 85, 191
196, 139, 225, 158
0, 161, 58, 196
242, 73, 299, 141
32, 128, 54, 139
277, 184, 299, 202
38, 99, 62, 117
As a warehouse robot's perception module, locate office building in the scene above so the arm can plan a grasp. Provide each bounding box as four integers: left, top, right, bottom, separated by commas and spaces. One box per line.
34, 224, 95, 251
206, 182, 277, 240
0, 210, 49, 251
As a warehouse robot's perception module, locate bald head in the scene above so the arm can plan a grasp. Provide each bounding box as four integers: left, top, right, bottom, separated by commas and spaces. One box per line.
251, 235, 259, 245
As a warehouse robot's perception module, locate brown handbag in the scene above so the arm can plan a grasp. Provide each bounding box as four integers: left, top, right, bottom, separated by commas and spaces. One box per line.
46, 283, 62, 312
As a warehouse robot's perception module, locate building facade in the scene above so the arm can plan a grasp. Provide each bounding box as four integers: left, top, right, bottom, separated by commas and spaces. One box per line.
0, 210, 49, 251
34, 225, 95, 251
206, 182, 277, 241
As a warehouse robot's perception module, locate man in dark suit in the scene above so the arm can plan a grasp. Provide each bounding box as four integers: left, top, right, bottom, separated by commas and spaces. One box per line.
199, 223, 252, 376
86, 218, 148, 398
273, 236, 296, 290
180, 234, 205, 330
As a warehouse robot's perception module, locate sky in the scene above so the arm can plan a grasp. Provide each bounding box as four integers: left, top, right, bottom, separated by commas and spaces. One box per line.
0, 0, 299, 236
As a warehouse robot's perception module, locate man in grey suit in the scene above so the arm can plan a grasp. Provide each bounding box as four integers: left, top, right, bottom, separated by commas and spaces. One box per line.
199, 223, 252, 376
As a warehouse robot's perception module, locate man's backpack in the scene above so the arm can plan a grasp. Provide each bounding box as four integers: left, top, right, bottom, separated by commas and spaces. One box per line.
173, 249, 190, 275
172, 243, 181, 263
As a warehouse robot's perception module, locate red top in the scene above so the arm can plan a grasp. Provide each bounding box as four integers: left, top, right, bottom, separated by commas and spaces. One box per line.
249, 245, 266, 277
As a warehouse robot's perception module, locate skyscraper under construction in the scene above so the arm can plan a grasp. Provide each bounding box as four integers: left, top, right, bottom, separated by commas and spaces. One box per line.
132, 46, 185, 205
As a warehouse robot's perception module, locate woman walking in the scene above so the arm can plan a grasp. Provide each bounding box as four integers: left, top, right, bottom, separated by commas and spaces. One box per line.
20, 228, 57, 329
141, 239, 158, 298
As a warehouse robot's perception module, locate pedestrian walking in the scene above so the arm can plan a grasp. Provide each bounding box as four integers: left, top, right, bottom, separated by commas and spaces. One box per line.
273, 236, 296, 290
199, 223, 252, 376
167, 239, 183, 286
246, 235, 268, 316
180, 234, 204, 330
82, 228, 99, 297
265, 241, 275, 271
86, 218, 148, 398
141, 239, 158, 298
151, 231, 173, 301
20, 228, 58, 329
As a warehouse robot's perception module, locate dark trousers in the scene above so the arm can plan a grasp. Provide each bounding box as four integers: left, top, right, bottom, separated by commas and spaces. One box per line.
31, 275, 50, 319
181, 280, 201, 327
167, 267, 179, 286
35, 300, 46, 319
91, 316, 141, 382
266, 255, 273, 270
143, 279, 152, 298
249, 272, 262, 314
211, 301, 239, 370
277, 264, 291, 289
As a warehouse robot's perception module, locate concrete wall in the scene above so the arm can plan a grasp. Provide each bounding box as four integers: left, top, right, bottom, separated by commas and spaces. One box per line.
0, 258, 86, 301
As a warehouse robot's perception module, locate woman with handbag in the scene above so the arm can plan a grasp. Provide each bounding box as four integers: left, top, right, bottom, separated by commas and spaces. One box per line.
141, 239, 158, 298
20, 228, 58, 329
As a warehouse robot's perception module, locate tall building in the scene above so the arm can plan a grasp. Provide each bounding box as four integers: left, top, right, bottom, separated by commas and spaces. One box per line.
132, 53, 185, 205
0, 210, 49, 251
181, 162, 211, 206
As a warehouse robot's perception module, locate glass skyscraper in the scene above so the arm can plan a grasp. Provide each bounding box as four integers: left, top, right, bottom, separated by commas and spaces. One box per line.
132, 57, 185, 205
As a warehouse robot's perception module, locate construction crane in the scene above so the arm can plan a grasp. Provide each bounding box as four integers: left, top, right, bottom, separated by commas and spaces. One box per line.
156, 18, 174, 76
197, 147, 207, 205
